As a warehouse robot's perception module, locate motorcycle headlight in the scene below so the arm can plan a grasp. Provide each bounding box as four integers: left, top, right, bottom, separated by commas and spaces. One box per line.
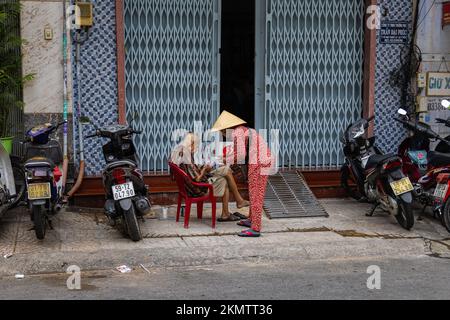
352, 124, 365, 139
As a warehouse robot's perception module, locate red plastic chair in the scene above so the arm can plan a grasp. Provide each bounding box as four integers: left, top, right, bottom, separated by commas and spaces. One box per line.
169, 162, 216, 229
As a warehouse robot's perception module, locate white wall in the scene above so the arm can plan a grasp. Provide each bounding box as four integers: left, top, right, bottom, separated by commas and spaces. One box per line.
20, 0, 72, 114
416, 0, 450, 139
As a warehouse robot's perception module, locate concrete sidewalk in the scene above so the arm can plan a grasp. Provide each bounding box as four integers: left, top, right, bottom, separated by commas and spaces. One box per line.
0, 199, 449, 276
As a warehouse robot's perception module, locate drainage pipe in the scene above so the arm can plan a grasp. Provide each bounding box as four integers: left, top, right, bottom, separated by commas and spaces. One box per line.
66, 25, 89, 199
61, 0, 69, 192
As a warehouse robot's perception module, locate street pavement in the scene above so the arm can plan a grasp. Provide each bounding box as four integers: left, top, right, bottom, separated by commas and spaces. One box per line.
0, 199, 449, 299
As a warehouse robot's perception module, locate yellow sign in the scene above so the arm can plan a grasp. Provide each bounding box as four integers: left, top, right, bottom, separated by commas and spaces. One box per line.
427, 72, 450, 97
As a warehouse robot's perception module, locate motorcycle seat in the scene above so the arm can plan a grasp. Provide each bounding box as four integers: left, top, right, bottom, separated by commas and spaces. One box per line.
104, 160, 137, 172
428, 151, 450, 168
24, 157, 55, 169
365, 154, 399, 170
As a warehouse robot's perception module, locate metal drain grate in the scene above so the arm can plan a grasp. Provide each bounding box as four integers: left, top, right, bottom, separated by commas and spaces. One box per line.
264, 171, 329, 219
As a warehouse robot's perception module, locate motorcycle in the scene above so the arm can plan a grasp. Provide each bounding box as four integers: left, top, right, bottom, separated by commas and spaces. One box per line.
340, 116, 415, 230
435, 99, 450, 153
0, 142, 16, 218
425, 99, 450, 232
395, 108, 450, 213
22, 121, 65, 239
85, 123, 150, 242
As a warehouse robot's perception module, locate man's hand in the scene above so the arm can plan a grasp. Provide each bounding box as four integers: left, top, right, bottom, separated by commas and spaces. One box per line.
202, 165, 213, 174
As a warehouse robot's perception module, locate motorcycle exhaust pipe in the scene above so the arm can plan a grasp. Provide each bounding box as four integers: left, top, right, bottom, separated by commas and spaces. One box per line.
413, 184, 423, 197
135, 196, 151, 216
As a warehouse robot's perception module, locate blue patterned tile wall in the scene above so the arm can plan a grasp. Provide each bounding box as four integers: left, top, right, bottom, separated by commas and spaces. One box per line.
374, 0, 413, 153
71, 0, 118, 175
70, 0, 414, 175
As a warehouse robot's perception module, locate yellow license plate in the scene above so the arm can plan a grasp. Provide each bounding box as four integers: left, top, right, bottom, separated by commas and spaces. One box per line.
28, 183, 51, 200
390, 178, 414, 196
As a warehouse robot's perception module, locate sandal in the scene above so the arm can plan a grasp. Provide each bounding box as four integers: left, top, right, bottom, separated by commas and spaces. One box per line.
217, 215, 240, 222
237, 219, 251, 228
238, 229, 261, 238
233, 212, 248, 220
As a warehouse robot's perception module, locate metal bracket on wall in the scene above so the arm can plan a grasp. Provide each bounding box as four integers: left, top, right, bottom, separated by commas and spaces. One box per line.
421, 54, 450, 62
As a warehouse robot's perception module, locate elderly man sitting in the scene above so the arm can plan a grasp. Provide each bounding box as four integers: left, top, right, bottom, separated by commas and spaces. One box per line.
170, 133, 249, 222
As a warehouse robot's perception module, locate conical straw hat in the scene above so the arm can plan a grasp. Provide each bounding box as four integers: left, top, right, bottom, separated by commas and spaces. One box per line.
211, 110, 247, 132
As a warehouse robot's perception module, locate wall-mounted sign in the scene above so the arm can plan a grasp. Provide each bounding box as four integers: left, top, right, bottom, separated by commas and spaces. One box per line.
443, 2, 450, 28
427, 72, 450, 96
380, 21, 410, 44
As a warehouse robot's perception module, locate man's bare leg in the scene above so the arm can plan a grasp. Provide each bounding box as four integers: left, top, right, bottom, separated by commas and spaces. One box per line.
221, 187, 231, 219
225, 171, 250, 209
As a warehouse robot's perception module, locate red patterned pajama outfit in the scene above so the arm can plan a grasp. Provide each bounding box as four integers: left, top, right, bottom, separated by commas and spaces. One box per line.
228, 126, 272, 232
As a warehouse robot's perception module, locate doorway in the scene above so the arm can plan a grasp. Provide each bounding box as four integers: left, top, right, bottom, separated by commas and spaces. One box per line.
220, 0, 255, 128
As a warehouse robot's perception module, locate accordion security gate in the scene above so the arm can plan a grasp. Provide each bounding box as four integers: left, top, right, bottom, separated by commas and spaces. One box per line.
264, 0, 365, 169
124, 0, 365, 172
124, 0, 221, 173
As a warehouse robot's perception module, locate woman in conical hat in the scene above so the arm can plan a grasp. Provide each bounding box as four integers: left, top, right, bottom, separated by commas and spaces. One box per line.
212, 110, 273, 237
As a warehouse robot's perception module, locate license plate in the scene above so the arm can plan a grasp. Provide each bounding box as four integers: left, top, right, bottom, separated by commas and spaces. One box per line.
434, 184, 449, 199
390, 177, 414, 196
112, 182, 135, 201
28, 183, 51, 200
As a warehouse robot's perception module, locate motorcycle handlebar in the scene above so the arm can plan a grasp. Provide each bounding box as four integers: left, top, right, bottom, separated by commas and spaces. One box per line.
21, 137, 32, 144
85, 130, 100, 139
57, 120, 68, 128
394, 117, 408, 125
85, 128, 142, 139
436, 118, 450, 127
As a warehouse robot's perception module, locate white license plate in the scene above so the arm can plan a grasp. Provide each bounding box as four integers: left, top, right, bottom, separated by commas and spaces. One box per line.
434, 184, 449, 200
112, 182, 135, 201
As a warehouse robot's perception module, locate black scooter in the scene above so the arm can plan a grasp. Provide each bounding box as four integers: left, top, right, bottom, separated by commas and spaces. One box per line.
340, 116, 415, 230
86, 123, 150, 242
22, 121, 66, 239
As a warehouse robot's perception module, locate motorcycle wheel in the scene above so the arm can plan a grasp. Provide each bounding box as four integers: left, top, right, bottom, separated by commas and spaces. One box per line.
32, 205, 46, 240
340, 165, 363, 201
395, 199, 414, 231
124, 205, 142, 242
441, 200, 450, 233
8, 163, 26, 209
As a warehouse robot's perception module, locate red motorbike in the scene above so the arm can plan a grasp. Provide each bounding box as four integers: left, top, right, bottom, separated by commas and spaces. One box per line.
395, 109, 450, 231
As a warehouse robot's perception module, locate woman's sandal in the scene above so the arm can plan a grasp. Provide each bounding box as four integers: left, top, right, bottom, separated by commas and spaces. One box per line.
217, 215, 241, 222
238, 229, 261, 238
237, 219, 251, 228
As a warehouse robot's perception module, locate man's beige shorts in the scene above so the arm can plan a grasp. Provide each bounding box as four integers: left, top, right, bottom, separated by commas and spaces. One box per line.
209, 166, 231, 197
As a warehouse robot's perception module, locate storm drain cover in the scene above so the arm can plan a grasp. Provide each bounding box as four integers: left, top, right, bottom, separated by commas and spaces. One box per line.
264, 171, 329, 219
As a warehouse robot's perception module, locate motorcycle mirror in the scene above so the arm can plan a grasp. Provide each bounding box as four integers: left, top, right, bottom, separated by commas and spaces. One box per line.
79, 116, 91, 124
397, 108, 408, 116
442, 99, 450, 109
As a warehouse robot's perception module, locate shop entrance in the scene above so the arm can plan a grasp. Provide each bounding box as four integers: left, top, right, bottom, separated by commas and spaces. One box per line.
220, 0, 255, 128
